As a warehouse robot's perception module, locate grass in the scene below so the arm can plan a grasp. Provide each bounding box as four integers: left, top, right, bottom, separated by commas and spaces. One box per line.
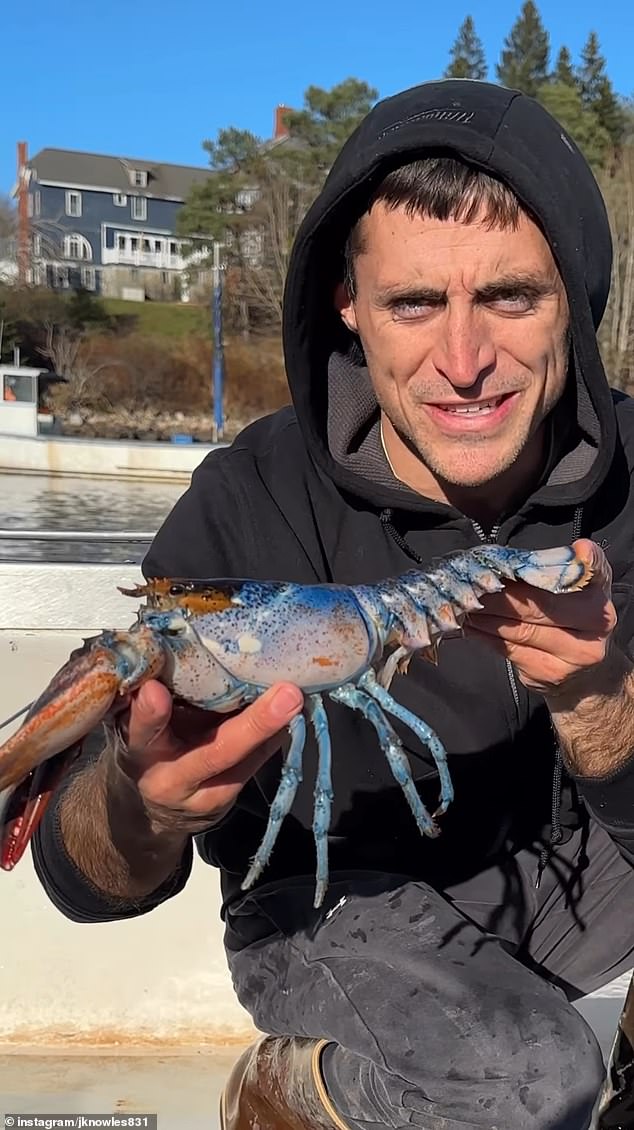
102, 298, 212, 339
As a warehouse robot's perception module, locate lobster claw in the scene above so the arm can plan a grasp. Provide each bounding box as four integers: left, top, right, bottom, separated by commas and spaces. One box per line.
0, 744, 84, 870
0, 626, 165, 870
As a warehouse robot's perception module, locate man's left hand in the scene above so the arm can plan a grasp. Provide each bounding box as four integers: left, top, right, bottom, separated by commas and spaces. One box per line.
464, 539, 618, 702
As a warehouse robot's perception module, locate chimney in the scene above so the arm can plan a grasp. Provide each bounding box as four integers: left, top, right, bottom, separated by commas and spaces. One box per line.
16, 141, 30, 286
274, 105, 291, 140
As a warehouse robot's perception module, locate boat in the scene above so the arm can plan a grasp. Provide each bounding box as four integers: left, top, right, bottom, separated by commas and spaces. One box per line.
0, 363, 223, 484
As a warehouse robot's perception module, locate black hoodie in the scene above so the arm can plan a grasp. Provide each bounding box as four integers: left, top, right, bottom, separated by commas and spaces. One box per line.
32, 80, 634, 924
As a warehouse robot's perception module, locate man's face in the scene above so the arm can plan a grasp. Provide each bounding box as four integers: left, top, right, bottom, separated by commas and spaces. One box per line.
337, 201, 570, 491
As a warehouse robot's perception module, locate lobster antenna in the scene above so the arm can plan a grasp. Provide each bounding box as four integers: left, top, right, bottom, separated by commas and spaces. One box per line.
0, 703, 33, 732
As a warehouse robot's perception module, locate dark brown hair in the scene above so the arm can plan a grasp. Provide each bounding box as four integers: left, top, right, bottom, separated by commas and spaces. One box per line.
343, 156, 524, 296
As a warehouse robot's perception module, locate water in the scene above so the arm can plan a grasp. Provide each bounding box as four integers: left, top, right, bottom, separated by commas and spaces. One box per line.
0, 472, 188, 563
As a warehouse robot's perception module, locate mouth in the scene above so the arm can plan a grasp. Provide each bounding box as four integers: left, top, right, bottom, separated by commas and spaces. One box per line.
425, 392, 519, 432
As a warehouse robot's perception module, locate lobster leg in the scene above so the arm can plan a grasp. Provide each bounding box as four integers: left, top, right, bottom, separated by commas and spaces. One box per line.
242, 696, 335, 909
241, 711, 307, 893
306, 694, 334, 909
359, 669, 454, 816
330, 684, 440, 839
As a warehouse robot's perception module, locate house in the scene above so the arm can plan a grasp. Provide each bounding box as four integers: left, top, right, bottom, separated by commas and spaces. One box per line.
13, 109, 293, 303
15, 142, 219, 301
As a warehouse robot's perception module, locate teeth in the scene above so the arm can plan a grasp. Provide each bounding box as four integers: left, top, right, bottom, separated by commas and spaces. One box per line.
442, 399, 501, 415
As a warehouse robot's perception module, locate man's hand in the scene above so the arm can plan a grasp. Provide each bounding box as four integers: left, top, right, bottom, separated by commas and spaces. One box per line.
464, 539, 634, 778
113, 678, 304, 834
58, 677, 305, 901
464, 539, 618, 701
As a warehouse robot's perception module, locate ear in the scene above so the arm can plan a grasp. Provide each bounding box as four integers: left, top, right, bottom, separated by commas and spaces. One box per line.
334, 281, 359, 334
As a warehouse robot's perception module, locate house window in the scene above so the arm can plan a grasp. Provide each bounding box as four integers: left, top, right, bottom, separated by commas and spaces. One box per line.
235, 187, 259, 209
130, 170, 148, 187
53, 266, 70, 289
65, 191, 82, 217
169, 241, 178, 256
113, 193, 127, 206
131, 197, 147, 221
63, 233, 92, 260
240, 229, 263, 262
81, 267, 96, 290
32, 233, 41, 256
117, 234, 126, 251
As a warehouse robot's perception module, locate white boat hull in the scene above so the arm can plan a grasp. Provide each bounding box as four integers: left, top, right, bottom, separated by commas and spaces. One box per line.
0, 432, 222, 484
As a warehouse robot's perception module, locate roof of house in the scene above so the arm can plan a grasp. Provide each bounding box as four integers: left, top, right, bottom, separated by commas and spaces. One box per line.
28, 148, 215, 201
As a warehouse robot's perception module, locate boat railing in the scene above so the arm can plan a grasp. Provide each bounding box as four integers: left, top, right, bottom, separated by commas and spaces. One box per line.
0, 527, 156, 541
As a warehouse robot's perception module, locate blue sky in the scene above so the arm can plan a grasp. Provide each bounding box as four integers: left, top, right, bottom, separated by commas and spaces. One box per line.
3, 0, 632, 196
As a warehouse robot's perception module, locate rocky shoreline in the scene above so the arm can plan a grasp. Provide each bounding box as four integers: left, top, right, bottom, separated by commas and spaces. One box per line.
53, 409, 243, 444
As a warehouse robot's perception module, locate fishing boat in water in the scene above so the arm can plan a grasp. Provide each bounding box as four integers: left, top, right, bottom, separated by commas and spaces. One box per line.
0, 363, 221, 484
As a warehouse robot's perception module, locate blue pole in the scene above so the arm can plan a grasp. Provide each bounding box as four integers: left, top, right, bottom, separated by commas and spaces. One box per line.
212, 243, 225, 441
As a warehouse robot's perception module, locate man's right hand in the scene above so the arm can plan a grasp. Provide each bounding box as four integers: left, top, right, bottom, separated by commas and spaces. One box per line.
111, 679, 304, 834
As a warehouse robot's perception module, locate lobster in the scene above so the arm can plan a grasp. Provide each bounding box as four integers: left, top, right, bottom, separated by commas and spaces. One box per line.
0, 542, 592, 908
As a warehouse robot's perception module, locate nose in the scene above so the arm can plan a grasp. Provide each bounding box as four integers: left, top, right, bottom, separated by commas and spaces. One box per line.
431, 306, 496, 389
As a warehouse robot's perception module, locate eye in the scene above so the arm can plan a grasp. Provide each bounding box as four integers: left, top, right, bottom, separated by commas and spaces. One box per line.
392, 299, 435, 320
489, 294, 536, 314
169, 584, 186, 596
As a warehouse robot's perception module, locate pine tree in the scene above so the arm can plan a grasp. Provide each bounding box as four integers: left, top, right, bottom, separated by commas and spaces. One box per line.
594, 79, 627, 152
496, 1, 550, 96
444, 16, 487, 80
537, 82, 611, 169
553, 46, 577, 88
578, 32, 607, 104
577, 32, 626, 149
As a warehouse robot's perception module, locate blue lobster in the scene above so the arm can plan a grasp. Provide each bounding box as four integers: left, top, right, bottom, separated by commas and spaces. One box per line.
0, 542, 591, 907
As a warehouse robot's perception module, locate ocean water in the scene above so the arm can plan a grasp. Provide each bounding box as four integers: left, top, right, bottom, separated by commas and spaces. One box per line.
0, 472, 187, 563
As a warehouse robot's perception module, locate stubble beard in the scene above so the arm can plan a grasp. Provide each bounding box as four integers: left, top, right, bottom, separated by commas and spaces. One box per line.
415, 423, 528, 488
378, 392, 536, 491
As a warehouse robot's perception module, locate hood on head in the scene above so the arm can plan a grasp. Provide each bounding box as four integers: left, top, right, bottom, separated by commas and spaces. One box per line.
281, 79, 616, 514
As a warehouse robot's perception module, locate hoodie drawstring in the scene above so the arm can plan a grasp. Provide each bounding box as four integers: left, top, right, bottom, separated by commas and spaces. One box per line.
536, 736, 564, 886
379, 503, 585, 889
379, 508, 418, 558
535, 502, 585, 885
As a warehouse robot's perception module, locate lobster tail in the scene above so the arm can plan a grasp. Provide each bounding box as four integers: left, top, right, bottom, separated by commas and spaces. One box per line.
470, 544, 593, 593
352, 542, 593, 688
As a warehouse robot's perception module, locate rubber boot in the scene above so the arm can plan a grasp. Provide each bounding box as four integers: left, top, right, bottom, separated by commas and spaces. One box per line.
219, 1035, 351, 1130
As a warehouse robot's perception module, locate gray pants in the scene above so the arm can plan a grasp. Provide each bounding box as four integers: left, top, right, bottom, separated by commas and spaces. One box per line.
223, 819, 634, 1129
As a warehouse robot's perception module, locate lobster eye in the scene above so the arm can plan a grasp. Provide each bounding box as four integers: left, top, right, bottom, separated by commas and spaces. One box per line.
169, 584, 186, 596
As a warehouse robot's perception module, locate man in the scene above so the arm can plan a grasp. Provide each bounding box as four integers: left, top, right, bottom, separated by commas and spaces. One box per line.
32, 79, 634, 1129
